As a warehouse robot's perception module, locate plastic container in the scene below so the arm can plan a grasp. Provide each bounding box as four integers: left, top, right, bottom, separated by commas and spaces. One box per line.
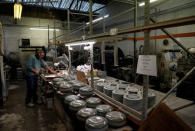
96, 104, 113, 117
64, 95, 80, 105
123, 93, 142, 111
58, 83, 73, 92
103, 86, 117, 97
85, 116, 108, 131
112, 89, 126, 103
86, 97, 101, 108
77, 108, 97, 122
105, 111, 126, 128
79, 87, 94, 97
69, 100, 86, 112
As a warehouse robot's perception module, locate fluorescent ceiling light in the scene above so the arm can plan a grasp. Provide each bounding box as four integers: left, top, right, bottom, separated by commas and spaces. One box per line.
139, 0, 158, 6
68, 47, 73, 50
86, 14, 109, 25
30, 28, 60, 31
14, 3, 22, 19
84, 45, 92, 50
65, 40, 96, 47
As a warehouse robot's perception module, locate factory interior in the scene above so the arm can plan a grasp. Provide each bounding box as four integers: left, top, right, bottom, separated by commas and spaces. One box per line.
0, 0, 195, 130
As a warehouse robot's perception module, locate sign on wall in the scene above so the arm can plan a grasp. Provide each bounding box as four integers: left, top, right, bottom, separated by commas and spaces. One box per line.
136, 55, 157, 76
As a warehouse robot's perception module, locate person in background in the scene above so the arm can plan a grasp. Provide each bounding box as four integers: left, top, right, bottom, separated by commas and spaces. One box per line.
25, 49, 56, 107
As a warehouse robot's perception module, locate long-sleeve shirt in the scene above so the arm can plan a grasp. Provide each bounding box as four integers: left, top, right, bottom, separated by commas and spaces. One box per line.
26, 55, 47, 76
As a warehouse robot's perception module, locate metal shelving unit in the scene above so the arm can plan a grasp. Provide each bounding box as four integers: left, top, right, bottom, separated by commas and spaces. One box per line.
64, 0, 195, 124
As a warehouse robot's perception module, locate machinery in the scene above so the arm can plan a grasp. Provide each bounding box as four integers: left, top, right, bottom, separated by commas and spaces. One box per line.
176, 48, 195, 101
93, 45, 134, 82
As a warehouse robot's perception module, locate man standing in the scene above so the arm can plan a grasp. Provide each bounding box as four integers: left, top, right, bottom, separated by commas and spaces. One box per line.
26, 49, 56, 107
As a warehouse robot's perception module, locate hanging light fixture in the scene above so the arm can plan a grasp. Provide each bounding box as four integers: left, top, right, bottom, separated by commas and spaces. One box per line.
14, 3, 22, 19
139, 0, 158, 6
65, 40, 96, 47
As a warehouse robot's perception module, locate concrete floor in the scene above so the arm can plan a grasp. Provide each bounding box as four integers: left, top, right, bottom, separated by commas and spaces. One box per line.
0, 80, 67, 131
176, 105, 195, 130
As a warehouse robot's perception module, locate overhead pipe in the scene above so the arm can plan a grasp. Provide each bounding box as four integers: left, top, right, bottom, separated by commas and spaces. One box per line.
125, 32, 195, 40
112, 0, 134, 5
69, 11, 99, 17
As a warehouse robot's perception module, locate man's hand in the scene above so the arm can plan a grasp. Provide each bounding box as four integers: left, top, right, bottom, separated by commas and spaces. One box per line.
32, 68, 40, 75
51, 70, 57, 74
46, 66, 56, 74
34, 70, 40, 75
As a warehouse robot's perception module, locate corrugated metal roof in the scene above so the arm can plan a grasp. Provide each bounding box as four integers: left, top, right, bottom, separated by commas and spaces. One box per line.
3, 0, 104, 12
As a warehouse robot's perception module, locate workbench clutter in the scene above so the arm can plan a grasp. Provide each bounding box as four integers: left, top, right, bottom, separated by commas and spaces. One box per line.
77, 108, 97, 122
76, 65, 108, 88
49, 74, 132, 130
85, 116, 108, 131
72, 82, 86, 91
76, 64, 98, 77
69, 100, 86, 112
46, 69, 155, 130
95, 80, 156, 111
79, 87, 94, 97
64, 95, 80, 105
42, 70, 193, 130
96, 104, 113, 117
53, 78, 64, 84
86, 97, 102, 108
58, 82, 73, 92
96, 82, 106, 92
112, 89, 126, 103
105, 111, 126, 128
45, 78, 135, 130
103, 85, 117, 97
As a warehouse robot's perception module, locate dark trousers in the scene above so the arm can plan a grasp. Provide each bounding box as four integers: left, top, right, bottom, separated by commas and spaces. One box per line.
25, 75, 38, 104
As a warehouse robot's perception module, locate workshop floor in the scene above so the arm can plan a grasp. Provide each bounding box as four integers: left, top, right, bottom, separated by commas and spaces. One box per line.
0, 80, 67, 131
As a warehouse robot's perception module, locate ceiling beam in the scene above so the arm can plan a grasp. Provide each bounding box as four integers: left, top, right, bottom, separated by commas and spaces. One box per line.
74, 1, 113, 22
69, 0, 75, 9
82, 0, 109, 5
0, 0, 58, 4
74, 0, 79, 10
93, 1, 114, 13
48, 0, 55, 8
78, 0, 83, 12
58, 0, 63, 8
112, 0, 134, 5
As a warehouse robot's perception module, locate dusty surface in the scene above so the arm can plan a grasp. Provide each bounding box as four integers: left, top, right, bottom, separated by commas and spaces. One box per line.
0, 80, 67, 131
176, 105, 195, 130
